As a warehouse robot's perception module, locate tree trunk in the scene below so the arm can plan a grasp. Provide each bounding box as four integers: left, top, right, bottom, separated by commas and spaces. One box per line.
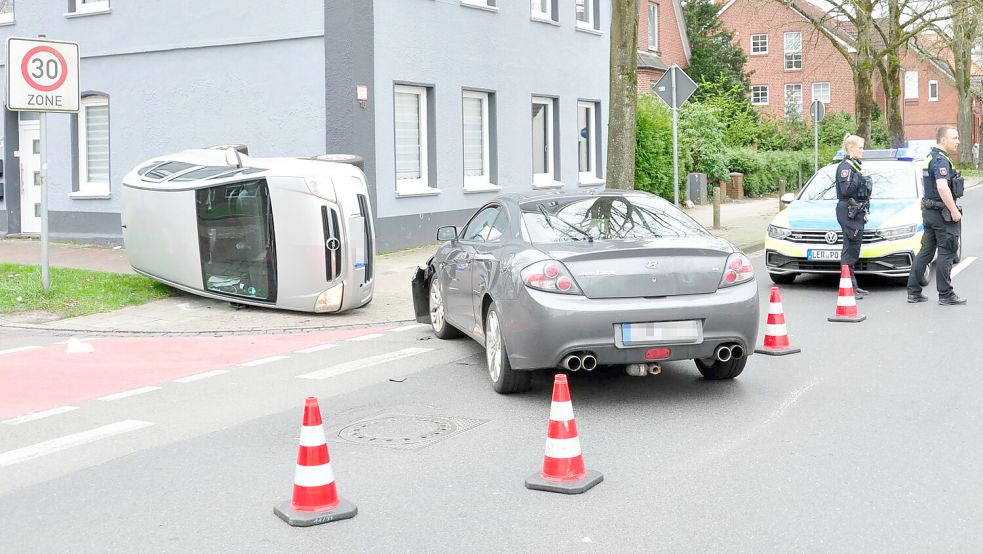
854, 65, 874, 142
606, 0, 639, 190
953, 7, 975, 165
883, 2, 905, 148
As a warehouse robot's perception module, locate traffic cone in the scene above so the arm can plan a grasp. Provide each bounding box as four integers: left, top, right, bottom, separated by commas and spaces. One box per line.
525, 374, 603, 494
755, 286, 801, 355
828, 265, 867, 323
274, 397, 357, 527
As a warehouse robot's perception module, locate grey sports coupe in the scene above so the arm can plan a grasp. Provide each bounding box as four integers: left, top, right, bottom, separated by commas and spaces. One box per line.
412, 191, 759, 394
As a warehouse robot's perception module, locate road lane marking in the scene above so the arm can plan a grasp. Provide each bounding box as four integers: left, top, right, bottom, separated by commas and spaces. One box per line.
0, 346, 40, 356
240, 355, 288, 367
952, 256, 976, 278
297, 347, 434, 380
347, 333, 386, 342
296, 344, 339, 354
2, 406, 80, 426
0, 420, 155, 468
389, 324, 424, 332
173, 370, 229, 383
97, 386, 161, 401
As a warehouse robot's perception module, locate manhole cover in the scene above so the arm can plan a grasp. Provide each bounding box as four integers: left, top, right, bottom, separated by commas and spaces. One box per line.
336, 414, 487, 450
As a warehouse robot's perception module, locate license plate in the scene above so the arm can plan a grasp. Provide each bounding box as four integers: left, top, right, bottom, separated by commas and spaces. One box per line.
620, 320, 702, 345
807, 249, 841, 261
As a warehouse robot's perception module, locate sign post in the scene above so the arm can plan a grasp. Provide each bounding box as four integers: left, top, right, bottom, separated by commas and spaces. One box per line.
810, 99, 826, 174
6, 37, 80, 291
652, 65, 698, 206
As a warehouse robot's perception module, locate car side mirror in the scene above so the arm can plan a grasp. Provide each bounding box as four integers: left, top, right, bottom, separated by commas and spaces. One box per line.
437, 226, 458, 242
780, 193, 795, 205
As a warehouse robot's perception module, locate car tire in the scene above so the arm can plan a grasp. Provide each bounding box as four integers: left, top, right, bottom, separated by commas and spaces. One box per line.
768, 272, 797, 285
694, 355, 747, 380
429, 276, 462, 339
484, 303, 532, 394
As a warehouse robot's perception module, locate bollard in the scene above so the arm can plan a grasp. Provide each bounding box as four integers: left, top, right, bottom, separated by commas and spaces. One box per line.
712, 183, 722, 230
778, 179, 786, 211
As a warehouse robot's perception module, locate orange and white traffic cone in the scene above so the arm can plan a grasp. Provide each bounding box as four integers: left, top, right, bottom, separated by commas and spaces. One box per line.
828, 265, 867, 323
525, 374, 603, 494
274, 397, 357, 527
755, 286, 801, 355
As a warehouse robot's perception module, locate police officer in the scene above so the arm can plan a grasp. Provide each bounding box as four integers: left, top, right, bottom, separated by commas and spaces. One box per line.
907, 126, 966, 305
835, 134, 871, 296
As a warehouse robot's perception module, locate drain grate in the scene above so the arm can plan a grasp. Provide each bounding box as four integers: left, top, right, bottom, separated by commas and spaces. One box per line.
336, 414, 487, 450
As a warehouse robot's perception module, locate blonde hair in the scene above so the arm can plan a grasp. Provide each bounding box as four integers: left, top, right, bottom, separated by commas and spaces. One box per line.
841, 134, 864, 154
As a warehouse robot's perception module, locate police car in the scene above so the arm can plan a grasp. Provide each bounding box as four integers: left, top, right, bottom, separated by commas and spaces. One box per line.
764, 147, 960, 285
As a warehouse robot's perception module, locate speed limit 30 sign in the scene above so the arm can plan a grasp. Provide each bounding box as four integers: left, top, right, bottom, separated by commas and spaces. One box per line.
6, 37, 80, 113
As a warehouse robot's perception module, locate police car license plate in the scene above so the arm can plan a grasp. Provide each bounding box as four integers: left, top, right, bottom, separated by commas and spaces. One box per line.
620, 320, 702, 345
807, 249, 841, 261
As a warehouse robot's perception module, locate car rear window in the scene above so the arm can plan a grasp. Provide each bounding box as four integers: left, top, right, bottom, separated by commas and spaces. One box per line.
800, 161, 918, 200
520, 195, 709, 243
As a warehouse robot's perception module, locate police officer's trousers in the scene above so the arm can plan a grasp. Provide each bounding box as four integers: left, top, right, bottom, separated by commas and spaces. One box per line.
907, 209, 960, 297
836, 201, 863, 287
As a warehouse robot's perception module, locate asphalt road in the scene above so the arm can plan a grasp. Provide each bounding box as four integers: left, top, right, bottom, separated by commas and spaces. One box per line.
1, 187, 980, 552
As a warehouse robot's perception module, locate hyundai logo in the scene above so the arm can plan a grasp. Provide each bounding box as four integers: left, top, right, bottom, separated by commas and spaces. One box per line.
824, 231, 839, 244
646, 261, 658, 269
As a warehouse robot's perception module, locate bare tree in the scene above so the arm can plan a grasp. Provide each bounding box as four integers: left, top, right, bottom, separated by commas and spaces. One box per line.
606, 0, 639, 190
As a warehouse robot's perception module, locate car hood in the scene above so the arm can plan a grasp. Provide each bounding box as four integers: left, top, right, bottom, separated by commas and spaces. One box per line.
785, 199, 918, 229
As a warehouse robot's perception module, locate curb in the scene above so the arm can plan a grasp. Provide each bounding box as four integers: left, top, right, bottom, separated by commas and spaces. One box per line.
0, 318, 420, 337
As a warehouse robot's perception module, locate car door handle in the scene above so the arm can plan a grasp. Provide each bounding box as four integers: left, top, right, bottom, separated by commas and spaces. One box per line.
472, 254, 496, 262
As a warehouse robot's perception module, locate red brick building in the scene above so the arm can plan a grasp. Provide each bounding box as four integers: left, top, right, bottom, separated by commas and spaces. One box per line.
637, 0, 692, 92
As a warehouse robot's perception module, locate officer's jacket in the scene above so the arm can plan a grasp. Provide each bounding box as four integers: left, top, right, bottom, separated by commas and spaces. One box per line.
835, 157, 867, 201
922, 147, 961, 201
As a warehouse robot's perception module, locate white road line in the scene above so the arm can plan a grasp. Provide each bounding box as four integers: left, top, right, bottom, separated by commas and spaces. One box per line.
0, 346, 40, 356
388, 324, 424, 333
347, 333, 386, 342
953, 256, 977, 278
3, 406, 80, 426
97, 386, 161, 402
173, 370, 229, 383
297, 347, 434, 380
296, 344, 339, 354
55, 337, 104, 345
0, 420, 155, 468
240, 355, 288, 367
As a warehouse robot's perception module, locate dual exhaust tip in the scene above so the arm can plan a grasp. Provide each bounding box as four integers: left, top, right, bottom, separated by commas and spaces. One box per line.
714, 343, 745, 363
560, 352, 597, 372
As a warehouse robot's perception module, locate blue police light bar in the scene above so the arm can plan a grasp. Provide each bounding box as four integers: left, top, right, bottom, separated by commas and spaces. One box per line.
833, 150, 845, 161
895, 147, 914, 161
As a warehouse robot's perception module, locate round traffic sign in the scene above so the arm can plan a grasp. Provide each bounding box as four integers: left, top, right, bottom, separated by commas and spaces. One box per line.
20, 45, 68, 92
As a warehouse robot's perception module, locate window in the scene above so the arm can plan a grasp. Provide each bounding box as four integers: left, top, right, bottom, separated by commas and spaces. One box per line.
784, 32, 802, 70
463, 90, 495, 190
394, 85, 436, 195
928, 79, 939, 102
904, 71, 919, 99
462, 206, 506, 242
751, 85, 769, 106
70, 0, 110, 14
750, 34, 768, 55
576, 0, 597, 29
462, 0, 496, 8
812, 82, 830, 104
578, 101, 600, 184
532, 97, 557, 187
648, 3, 659, 51
0, 0, 14, 24
78, 94, 110, 195
531, 0, 552, 21
784, 84, 803, 120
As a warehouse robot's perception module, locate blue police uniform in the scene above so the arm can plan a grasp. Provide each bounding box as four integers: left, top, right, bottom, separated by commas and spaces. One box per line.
834, 156, 869, 292
906, 147, 964, 303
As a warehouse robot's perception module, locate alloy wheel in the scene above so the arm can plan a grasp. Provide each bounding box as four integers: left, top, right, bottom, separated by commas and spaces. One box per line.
429, 278, 445, 332
485, 310, 502, 383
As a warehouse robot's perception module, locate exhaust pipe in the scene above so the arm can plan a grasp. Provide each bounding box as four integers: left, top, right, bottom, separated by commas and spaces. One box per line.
581, 354, 597, 372
647, 363, 662, 375
730, 344, 745, 359
560, 354, 582, 371
714, 345, 733, 363
625, 363, 647, 377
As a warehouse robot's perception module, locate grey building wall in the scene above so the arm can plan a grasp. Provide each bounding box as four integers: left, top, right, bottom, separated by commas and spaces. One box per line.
369, 0, 611, 251
0, 0, 325, 241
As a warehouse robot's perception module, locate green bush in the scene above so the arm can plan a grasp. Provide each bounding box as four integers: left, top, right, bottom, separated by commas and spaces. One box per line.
736, 146, 839, 197
722, 147, 760, 175
695, 77, 761, 147
818, 111, 856, 146
757, 118, 813, 151
679, 102, 730, 183
636, 94, 684, 200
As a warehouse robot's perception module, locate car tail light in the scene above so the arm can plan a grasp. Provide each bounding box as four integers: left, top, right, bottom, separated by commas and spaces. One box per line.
719, 253, 754, 288
645, 348, 671, 360
521, 261, 583, 295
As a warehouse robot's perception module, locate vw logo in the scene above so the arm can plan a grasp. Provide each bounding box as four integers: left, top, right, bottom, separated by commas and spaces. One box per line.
325, 238, 341, 251
824, 231, 838, 244
646, 261, 658, 269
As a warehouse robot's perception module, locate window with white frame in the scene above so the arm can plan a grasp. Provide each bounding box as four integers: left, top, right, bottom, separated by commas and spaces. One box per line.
532, 97, 557, 186
78, 94, 110, 195
0, 1, 14, 24
462, 0, 496, 8
904, 71, 919, 99
812, 82, 830, 104
751, 85, 769, 106
576, 0, 595, 29
463, 90, 494, 189
71, 0, 110, 14
578, 101, 600, 183
531, 0, 552, 20
394, 85, 434, 195
929, 80, 939, 101
784, 32, 802, 70
648, 3, 659, 51
751, 34, 768, 55
784, 84, 803, 120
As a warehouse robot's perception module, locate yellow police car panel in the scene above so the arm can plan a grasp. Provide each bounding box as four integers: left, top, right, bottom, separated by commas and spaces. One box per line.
764, 150, 924, 284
